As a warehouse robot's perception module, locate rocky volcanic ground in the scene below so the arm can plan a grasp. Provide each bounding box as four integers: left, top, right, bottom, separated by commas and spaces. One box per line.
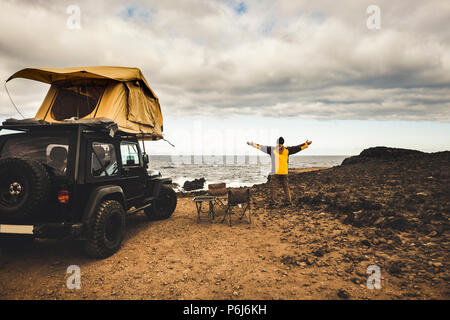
252, 147, 449, 298
0, 147, 448, 300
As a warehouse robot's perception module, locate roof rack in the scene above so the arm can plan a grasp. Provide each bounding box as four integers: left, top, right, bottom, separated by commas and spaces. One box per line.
0, 117, 118, 136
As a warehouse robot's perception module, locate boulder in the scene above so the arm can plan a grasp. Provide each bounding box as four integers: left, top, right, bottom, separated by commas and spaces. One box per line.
183, 178, 206, 191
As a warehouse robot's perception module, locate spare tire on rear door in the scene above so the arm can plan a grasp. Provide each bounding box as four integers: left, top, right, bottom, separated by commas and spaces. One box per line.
0, 158, 51, 220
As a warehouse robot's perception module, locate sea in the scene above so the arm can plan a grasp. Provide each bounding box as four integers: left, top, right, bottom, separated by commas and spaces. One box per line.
149, 155, 348, 191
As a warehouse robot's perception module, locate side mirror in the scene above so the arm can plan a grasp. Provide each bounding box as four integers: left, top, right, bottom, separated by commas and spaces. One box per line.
143, 153, 149, 166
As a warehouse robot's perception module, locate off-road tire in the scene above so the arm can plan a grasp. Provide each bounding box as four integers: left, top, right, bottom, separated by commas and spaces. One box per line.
145, 185, 177, 221
85, 200, 126, 259
0, 158, 51, 219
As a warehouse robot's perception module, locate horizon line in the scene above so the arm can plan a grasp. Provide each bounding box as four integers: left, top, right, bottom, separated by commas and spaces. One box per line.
147, 154, 351, 157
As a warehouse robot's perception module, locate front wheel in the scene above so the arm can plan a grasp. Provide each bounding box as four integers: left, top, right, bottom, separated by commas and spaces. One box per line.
85, 200, 126, 259
145, 185, 177, 221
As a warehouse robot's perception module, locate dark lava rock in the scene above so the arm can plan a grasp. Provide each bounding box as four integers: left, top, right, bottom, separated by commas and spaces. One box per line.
385, 216, 409, 231
183, 178, 206, 191
360, 146, 424, 159
342, 146, 425, 165
337, 289, 350, 299
388, 261, 404, 276
280, 255, 300, 266
312, 245, 330, 257
282, 148, 449, 235
359, 240, 371, 247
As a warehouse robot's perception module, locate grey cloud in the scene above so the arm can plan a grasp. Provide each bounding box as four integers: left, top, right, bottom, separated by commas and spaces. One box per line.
0, 0, 449, 122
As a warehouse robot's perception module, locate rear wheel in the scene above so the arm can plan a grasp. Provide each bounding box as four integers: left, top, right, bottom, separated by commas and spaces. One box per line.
145, 185, 177, 221
85, 200, 126, 258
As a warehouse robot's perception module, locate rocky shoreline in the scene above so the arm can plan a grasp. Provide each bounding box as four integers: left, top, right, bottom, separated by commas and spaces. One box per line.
178, 147, 449, 237
248, 147, 449, 297
285, 147, 449, 234
180, 146, 449, 297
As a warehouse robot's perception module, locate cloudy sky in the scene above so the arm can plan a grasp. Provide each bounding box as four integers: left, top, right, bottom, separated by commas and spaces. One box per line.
0, 0, 449, 155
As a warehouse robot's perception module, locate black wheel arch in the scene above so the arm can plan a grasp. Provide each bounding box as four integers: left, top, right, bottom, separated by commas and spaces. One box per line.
82, 186, 126, 227
148, 177, 173, 198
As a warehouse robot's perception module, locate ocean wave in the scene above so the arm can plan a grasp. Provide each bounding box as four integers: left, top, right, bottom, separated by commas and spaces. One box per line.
156, 156, 347, 191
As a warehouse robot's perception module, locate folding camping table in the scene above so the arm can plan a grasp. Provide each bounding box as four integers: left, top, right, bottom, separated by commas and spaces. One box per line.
192, 196, 217, 223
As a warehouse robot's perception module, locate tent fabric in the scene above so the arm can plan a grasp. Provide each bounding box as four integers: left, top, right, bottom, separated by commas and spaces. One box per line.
125, 82, 162, 128
6, 66, 157, 97
9, 67, 163, 140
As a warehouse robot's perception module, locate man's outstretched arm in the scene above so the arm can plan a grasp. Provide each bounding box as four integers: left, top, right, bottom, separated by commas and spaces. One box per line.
247, 141, 272, 155
287, 140, 312, 155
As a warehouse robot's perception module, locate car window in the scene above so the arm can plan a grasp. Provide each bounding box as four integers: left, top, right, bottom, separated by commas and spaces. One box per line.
120, 142, 141, 167
1, 135, 69, 176
46, 144, 69, 176
91, 142, 118, 177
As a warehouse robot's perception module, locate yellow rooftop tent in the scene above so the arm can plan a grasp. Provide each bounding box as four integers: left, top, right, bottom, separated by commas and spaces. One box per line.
6, 66, 163, 140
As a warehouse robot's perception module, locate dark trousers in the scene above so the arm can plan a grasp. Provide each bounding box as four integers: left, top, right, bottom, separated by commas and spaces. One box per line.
268, 174, 292, 204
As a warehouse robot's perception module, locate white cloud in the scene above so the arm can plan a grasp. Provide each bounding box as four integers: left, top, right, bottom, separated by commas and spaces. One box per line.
0, 0, 449, 121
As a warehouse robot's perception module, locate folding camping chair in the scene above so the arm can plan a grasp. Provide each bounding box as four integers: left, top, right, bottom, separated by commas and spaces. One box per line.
222, 188, 251, 227
207, 183, 228, 216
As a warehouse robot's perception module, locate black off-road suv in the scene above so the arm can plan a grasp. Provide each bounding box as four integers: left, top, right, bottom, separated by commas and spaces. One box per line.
0, 119, 177, 258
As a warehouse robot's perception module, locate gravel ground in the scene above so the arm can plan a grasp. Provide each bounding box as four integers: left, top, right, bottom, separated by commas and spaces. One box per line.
0, 150, 448, 300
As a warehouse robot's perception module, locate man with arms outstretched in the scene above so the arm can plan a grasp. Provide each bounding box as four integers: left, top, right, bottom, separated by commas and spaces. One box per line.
247, 137, 312, 206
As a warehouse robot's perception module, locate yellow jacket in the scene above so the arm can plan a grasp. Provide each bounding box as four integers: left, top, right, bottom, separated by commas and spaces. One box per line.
252, 142, 310, 175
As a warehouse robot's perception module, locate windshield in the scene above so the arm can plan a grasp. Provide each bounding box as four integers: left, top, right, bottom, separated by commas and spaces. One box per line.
0, 134, 70, 176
